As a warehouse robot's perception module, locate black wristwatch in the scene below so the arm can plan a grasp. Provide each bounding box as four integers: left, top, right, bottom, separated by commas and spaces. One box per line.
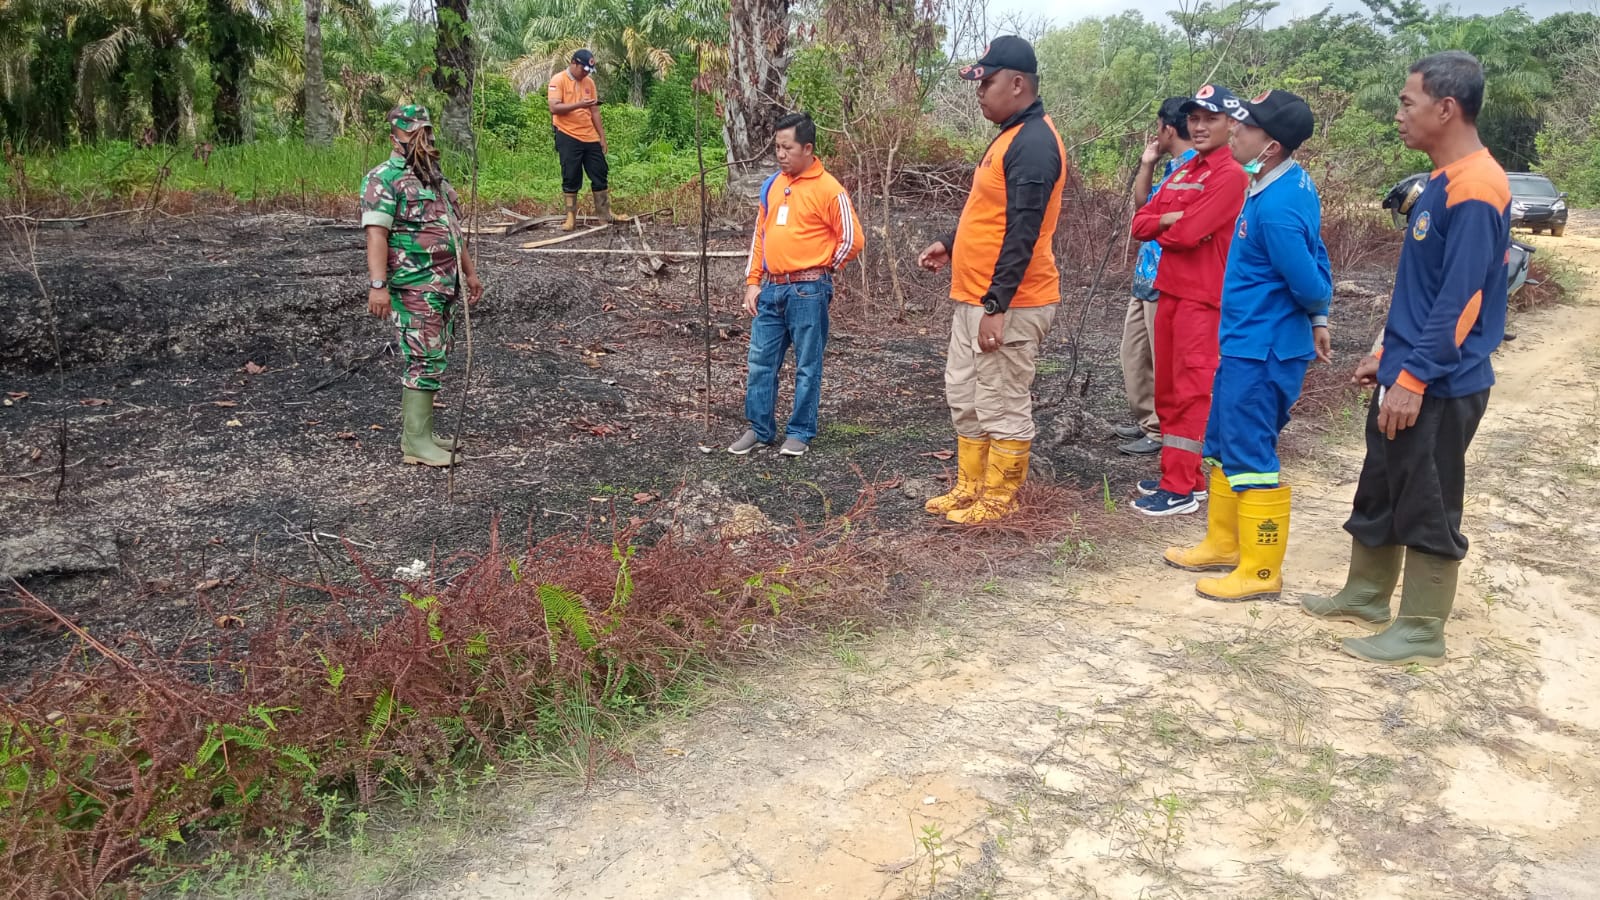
982, 295, 1004, 315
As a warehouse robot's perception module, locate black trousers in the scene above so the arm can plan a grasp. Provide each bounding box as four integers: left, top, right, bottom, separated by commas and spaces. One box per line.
1344, 387, 1490, 560
554, 129, 608, 193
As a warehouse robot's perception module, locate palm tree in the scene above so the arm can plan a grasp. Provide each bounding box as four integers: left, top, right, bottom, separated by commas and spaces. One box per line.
77, 0, 195, 141
301, 0, 370, 144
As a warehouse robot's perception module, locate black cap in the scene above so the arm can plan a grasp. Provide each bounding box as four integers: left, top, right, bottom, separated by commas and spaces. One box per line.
1238, 89, 1315, 152
572, 49, 596, 73
959, 35, 1037, 81
1179, 84, 1247, 120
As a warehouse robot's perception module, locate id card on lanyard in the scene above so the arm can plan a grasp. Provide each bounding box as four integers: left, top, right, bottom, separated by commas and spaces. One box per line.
775, 185, 792, 226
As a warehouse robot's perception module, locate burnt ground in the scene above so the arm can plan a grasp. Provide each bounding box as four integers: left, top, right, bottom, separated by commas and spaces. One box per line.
0, 209, 1390, 686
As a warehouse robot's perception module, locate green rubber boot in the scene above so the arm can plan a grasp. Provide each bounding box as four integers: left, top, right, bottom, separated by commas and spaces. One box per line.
1341, 550, 1458, 667
1301, 539, 1402, 629
400, 388, 458, 467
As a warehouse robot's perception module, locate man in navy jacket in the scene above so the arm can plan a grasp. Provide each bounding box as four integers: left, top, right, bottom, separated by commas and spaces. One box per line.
1304, 52, 1510, 667
1164, 89, 1331, 603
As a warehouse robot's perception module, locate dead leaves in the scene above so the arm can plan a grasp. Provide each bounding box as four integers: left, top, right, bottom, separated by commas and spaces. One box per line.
919, 449, 955, 461
335, 431, 358, 441
213, 615, 245, 630
570, 418, 622, 438
632, 491, 658, 504
79, 398, 111, 407
211, 400, 238, 408
242, 361, 266, 376
3, 391, 26, 407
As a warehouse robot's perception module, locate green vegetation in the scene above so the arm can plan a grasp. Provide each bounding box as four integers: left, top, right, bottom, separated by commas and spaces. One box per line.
4, 0, 1600, 208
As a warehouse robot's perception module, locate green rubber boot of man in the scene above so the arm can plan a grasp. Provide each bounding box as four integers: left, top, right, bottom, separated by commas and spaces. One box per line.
1341, 549, 1458, 666
561, 192, 579, 232
1301, 539, 1402, 629
400, 388, 458, 467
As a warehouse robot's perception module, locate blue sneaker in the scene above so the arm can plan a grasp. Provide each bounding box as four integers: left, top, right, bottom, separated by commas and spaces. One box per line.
1138, 479, 1206, 500
1134, 490, 1200, 517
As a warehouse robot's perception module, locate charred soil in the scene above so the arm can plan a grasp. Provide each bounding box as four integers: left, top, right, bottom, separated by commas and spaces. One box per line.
0, 208, 1390, 686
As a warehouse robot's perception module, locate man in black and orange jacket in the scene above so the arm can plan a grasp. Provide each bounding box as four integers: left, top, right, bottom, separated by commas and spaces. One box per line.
918, 36, 1066, 526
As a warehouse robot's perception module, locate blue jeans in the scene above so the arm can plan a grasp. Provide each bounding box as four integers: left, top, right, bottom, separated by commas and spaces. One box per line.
744, 277, 831, 443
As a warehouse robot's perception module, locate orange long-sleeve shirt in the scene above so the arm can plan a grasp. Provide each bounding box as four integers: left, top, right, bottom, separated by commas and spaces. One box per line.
744, 159, 864, 286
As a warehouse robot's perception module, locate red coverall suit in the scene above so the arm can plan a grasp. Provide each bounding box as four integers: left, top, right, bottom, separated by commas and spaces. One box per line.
1128, 147, 1248, 496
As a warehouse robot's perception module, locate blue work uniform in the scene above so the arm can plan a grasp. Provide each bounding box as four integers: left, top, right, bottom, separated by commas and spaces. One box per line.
1202, 160, 1332, 490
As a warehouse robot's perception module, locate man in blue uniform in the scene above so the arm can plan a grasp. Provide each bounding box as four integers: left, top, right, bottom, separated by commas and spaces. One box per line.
1164, 90, 1331, 602
1303, 52, 1510, 666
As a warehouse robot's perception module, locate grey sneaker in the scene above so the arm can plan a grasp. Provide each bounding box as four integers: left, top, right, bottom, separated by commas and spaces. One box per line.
728, 429, 763, 455
1118, 435, 1162, 456
1113, 423, 1146, 440
779, 437, 809, 457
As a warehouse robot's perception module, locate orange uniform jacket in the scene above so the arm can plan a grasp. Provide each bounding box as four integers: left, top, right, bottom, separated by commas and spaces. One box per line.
745, 159, 864, 285
547, 71, 600, 143
944, 99, 1067, 310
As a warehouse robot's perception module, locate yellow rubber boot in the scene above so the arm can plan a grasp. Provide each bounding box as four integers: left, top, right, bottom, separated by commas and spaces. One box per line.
947, 439, 1029, 525
561, 192, 579, 231
1164, 466, 1239, 572
1196, 485, 1290, 602
925, 435, 989, 515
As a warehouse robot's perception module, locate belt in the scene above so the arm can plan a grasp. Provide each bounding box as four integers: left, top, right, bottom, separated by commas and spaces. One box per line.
763, 268, 830, 285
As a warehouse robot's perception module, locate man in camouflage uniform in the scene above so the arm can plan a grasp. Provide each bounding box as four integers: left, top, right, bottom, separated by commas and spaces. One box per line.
360, 104, 484, 467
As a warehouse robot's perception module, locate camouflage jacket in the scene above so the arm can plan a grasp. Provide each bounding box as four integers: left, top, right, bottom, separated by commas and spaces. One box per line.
359, 154, 463, 294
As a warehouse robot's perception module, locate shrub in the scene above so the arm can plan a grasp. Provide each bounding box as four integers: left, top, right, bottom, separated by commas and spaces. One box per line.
0, 501, 892, 895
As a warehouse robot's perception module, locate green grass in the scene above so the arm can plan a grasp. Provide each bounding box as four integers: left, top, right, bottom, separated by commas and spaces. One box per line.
8, 135, 725, 207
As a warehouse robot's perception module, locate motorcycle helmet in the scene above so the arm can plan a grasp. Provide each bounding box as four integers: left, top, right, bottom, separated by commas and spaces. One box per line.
1382, 173, 1429, 228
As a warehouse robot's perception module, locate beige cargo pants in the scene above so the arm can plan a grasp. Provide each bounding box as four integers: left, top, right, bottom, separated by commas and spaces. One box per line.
944, 301, 1058, 442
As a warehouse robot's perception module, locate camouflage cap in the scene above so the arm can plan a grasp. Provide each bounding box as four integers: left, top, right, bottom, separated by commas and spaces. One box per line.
388, 104, 432, 133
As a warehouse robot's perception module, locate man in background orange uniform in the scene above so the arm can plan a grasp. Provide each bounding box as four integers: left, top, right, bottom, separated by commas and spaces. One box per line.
547, 49, 624, 230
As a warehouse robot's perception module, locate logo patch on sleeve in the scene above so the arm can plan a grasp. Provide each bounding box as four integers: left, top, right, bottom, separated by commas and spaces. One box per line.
1412, 210, 1431, 242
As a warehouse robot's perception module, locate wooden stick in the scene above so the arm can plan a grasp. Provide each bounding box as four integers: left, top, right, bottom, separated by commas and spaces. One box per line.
519, 224, 609, 249
517, 247, 747, 257
1, 209, 137, 224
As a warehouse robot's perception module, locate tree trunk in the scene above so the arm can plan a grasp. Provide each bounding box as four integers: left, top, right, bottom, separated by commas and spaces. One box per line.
150, 42, 183, 142
631, 69, 644, 106
208, 0, 249, 144
431, 0, 476, 151
724, 0, 790, 169
304, 0, 333, 145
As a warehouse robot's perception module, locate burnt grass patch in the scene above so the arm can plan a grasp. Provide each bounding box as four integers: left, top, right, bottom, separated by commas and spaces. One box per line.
0, 211, 1397, 682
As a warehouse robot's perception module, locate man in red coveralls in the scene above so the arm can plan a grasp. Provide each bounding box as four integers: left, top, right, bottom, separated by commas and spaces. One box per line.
1128, 84, 1250, 516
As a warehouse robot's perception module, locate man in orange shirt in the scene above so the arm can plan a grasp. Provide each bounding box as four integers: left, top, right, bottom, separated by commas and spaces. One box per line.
917, 36, 1066, 525
728, 112, 864, 458
546, 49, 623, 231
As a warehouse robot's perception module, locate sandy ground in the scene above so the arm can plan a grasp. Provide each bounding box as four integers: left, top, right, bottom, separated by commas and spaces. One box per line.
405, 229, 1600, 900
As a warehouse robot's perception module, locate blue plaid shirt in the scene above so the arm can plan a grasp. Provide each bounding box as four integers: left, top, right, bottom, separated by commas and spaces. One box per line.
1132, 148, 1198, 301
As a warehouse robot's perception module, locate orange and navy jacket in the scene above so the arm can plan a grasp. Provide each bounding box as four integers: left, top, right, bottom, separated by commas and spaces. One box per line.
547, 70, 601, 143
744, 159, 864, 286
1129, 146, 1248, 308
943, 99, 1066, 310
1378, 148, 1510, 398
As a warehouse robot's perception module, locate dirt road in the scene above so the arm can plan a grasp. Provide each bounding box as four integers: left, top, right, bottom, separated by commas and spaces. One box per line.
412, 231, 1600, 899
